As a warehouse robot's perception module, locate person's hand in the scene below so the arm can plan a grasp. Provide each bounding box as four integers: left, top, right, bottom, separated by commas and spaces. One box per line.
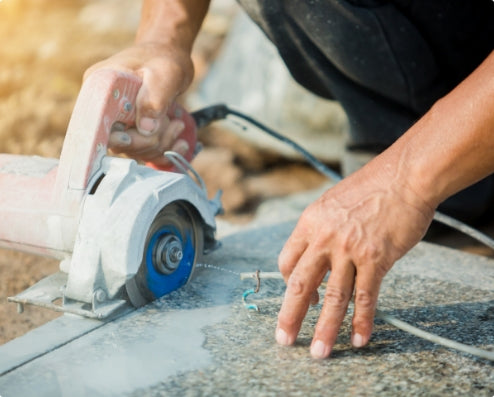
276, 160, 435, 358
83, 42, 195, 168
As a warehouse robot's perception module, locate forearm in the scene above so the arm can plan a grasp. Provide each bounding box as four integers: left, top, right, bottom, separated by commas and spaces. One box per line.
84, 0, 211, 166
372, 51, 494, 209
136, 0, 210, 52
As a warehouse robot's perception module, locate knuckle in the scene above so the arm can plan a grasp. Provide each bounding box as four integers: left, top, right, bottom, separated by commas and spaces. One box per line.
139, 93, 166, 115
311, 236, 331, 255
352, 289, 377, 332
359, 243, 380, 263
286, 275, 308, 298
353, 289, 375, 312
352, 245, 391, 279
324, 286, 349, 308
154, 57, 192, 90
338, 225, 357, 250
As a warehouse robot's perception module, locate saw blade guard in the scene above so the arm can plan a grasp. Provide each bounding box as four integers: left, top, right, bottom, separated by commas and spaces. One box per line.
63, 157, 217, 307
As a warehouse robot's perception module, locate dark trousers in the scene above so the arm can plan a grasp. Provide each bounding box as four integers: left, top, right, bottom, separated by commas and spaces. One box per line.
237, 0, 494, 221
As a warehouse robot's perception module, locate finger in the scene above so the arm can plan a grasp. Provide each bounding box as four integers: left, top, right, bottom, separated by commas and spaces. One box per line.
109, 131, 132, 149
278, 223, 309, 281
276, 248, 329, 346
159, 119, 186, 151
135, 61, 184, 136
351, 267, 382, 348
110, 128, 159, 157
170, 139, 190, 156
310, 260, 355, 359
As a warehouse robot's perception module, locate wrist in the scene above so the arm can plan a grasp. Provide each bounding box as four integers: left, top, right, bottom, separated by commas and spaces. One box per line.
136, 0, 209, 52
361, 148, 437, 219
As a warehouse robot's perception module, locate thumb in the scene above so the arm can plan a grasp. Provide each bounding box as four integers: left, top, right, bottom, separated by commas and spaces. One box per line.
135, 63, 190, 136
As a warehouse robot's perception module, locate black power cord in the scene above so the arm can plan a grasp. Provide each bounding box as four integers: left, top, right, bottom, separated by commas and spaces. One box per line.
192, 105, 341, 181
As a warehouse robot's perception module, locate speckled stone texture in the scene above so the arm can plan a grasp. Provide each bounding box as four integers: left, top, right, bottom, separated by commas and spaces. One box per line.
0, 221, 492, 396
132, 223, 494, 397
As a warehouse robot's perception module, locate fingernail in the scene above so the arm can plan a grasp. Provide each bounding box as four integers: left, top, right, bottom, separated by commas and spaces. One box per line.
275, 328, 291, 346
311, 340, 330, 359
109, 131, 131, 147
173, 139, 189, 155
169, 120, 185, 140
352, 333, 365, 348
138, 117, 158, 136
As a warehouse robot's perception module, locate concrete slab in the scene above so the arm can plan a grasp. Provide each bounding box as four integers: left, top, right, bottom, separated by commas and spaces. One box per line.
0, 220, 493, 396
0, 314, 105, 377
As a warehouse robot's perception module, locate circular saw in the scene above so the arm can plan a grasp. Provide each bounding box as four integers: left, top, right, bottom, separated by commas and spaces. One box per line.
0, 70, 222, 319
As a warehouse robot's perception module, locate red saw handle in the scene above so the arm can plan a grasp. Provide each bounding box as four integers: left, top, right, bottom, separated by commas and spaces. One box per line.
57, 69, 197, 192
146, 102, 198, 172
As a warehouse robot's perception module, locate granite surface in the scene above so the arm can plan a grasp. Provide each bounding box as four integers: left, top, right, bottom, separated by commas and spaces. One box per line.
0, 220, 492, 396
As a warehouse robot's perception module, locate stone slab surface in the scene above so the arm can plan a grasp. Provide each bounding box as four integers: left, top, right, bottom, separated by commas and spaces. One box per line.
0, 314, 104, 377
0, 221, 493, 396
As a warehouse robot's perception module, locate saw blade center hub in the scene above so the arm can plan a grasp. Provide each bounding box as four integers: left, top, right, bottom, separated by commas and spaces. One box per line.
154, 234, 183, 275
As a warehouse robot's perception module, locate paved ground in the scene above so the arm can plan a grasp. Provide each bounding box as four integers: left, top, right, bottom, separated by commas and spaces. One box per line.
0, 210, 492, 396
